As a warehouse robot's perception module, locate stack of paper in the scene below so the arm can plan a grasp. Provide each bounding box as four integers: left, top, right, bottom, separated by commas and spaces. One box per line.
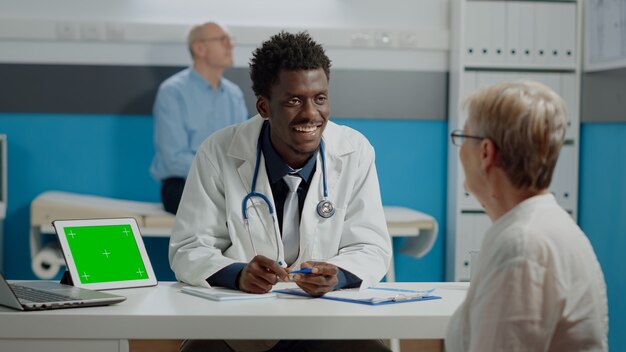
181, 286, 277, 301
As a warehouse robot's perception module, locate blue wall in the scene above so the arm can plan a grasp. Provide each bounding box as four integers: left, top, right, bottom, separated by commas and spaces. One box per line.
336, 118, 448, 282
0, 114, 448, 283
0, 113, 171, 280
1, 114, 622, 349
579, 122, 626, 352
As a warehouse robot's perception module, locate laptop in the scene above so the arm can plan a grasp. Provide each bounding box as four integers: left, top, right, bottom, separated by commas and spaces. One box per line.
0, 272, 126, 311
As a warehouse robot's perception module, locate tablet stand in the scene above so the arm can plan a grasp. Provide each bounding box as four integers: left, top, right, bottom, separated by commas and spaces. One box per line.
60, 270, 74, 286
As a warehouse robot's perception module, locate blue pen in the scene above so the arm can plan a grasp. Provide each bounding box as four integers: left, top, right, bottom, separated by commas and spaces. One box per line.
289, 268, 313, 275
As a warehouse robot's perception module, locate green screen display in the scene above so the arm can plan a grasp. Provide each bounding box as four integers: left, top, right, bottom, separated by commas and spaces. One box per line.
64, 225, 148, 284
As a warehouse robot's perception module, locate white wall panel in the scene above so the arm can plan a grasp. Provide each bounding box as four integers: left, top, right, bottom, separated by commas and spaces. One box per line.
0, 0, 450, 70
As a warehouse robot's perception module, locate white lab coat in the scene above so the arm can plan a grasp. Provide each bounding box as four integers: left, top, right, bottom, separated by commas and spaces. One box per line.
169, 115, 392, 289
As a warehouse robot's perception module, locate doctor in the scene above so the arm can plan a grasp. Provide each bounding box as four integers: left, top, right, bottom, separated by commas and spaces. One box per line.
170, 31, 392, 352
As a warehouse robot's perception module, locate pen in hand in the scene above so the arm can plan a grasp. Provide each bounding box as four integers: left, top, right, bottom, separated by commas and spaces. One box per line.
289, 268, 313, 275
284, 268, 314, 282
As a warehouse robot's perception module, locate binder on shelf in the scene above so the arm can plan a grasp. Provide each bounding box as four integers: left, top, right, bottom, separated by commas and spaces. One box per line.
464, 1, 482, 65
475, 1, 492, 66
544, 2, 565, 67
534, 2, 551, 66
490, 1, 507, 65
505, 2, 523, 66
274, 287, 440, 306
558, 3, 577, 67
518, 2, 536, 67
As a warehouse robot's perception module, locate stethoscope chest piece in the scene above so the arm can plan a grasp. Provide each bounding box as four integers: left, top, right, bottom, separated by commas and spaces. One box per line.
317, 199, 335, 219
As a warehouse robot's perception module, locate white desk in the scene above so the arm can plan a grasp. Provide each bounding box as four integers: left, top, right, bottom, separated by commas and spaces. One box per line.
0, 282, 468, 352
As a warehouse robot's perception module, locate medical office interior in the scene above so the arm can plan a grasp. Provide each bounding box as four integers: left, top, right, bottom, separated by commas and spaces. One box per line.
0, 0, 625, 350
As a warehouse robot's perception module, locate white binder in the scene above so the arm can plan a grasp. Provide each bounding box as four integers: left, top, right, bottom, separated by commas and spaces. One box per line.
505, 2, 523, 66
558, 3, 577, 67
545, 2, 566, 67
490, 1, 507, 66
534, 2, 551, 66
519, 2, 536, 67
464, 1, 484, 65
475, 1, 492, 66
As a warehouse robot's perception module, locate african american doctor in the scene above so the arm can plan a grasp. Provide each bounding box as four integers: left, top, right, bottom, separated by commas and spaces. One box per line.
169, 31, 392, 352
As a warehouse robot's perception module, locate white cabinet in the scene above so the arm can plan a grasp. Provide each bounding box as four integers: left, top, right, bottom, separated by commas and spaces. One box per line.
447, 0, 581, 282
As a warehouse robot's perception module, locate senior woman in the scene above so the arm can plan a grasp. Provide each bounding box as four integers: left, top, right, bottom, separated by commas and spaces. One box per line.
445, 81, 608, 351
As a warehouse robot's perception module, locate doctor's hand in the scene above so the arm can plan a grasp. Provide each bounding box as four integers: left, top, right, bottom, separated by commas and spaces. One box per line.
292, 261, 339, 297
238, 255, 289, 294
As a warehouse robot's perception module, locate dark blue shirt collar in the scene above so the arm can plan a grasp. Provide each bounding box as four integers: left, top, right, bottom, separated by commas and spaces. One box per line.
261, 121, 317, 184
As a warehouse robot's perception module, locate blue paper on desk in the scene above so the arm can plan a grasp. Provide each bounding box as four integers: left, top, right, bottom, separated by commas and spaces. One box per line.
274, 287, 440, 305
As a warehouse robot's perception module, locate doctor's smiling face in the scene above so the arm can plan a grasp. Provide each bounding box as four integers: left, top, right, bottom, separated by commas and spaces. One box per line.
257, 68, 330, 168
250, 31, 332, 169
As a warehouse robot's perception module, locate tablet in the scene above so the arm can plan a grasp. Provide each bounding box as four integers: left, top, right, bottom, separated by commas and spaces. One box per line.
53, 218, 157, 290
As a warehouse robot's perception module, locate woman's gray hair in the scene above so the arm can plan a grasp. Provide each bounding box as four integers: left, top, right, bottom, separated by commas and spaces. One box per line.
464, 80, 567, 192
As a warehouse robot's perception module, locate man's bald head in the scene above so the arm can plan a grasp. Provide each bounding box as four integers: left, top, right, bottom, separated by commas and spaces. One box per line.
187, 22, 223, 59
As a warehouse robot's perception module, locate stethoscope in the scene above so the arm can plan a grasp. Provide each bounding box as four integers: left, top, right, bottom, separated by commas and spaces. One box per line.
241, 134, 335, 263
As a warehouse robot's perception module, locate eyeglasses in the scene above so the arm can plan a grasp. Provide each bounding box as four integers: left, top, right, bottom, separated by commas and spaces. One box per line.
450, 129, 485, 146
198, 35, 233, 45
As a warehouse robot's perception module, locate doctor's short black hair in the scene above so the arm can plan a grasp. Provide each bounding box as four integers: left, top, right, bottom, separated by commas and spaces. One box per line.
249, 31, 331, 98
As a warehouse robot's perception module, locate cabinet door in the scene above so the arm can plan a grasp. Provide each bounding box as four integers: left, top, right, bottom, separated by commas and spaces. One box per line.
560, 73, 580, 141
455, 212, 491, 282
550, 144, 578, 213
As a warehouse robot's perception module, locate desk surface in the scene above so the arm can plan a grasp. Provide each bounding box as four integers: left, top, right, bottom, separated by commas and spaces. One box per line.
0, 282, 468, 340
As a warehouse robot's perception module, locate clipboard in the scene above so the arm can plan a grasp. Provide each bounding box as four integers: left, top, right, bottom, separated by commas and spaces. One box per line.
274, 287, 441, 306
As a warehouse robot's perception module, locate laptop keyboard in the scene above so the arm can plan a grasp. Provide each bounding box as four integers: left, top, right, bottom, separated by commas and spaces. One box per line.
10, 284, 77, 302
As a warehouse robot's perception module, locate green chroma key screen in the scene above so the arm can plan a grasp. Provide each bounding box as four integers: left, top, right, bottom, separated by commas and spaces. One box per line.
64, 225, 148, 284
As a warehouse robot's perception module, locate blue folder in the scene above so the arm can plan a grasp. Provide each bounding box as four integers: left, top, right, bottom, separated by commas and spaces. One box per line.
274, 287, 441, 306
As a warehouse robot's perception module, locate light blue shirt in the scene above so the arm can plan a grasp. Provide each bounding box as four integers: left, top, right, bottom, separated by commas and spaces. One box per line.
150, 67, 248, 181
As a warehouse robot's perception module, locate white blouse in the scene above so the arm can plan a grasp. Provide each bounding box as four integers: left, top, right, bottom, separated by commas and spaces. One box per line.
445, 194, 608, 352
